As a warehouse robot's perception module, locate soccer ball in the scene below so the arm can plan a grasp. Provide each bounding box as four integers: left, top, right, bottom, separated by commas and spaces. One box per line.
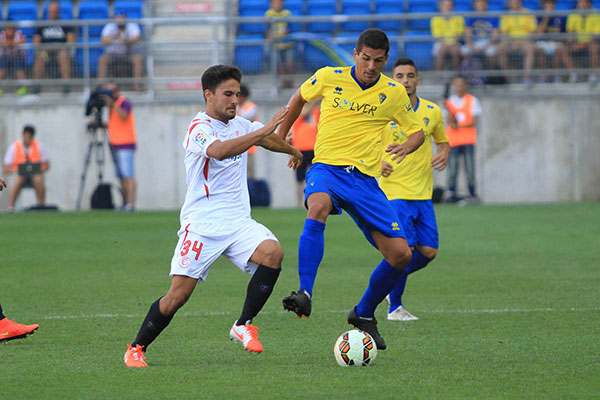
333, 330, 378, 367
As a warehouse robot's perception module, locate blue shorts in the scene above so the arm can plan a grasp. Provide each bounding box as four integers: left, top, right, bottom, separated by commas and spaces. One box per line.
112, 148, 135, 178
304, 163, 405, 248
389, 199, 439, 249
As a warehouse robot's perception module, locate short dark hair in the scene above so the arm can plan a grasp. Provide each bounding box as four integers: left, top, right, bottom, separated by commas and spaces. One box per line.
201, 65, 242, 99
23, 125, 35, 136
393, 57, 419, 75
240, 83, 250, 98
356, 29, 389, 55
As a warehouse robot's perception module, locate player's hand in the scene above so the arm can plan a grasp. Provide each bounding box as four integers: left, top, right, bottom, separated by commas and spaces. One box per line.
287, 146, 303, 170
264, 106, 289, 135
386, 143, 409, 164
431, 153, 448, 171
0, 177, 6, 191
381, 161, 393, 177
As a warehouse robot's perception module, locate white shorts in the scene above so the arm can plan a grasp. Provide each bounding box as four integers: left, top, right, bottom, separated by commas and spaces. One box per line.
536, 40, 561, 56
169, 219, 279, 282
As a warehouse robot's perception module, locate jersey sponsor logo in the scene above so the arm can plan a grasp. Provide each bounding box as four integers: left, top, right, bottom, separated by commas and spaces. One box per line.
334, 86, 343, 95
379, 93, 387, 104
332, 97, 377, 116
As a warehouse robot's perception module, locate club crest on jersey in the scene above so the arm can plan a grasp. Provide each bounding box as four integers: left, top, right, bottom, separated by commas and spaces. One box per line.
310, 75, 317, 85
404, 102, 412, 112
379, 93, 387, 104
423, 117, 430, 127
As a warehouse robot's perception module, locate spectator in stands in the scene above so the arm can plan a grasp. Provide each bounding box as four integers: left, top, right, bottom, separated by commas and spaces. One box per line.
0, 25, 28, 95
431, 0, 466, 73
98, 13, 143, 91
536, 0, 575, 82
497, 0, 537, 84
265, 0, 294, 88
463, 0, 500, 69
33, 1, 75, 93
286, 101, 319, 207
3, 125, 50, 211
566, 0, 600, 85
238, 84, 260, 178
445, 75, 482, 203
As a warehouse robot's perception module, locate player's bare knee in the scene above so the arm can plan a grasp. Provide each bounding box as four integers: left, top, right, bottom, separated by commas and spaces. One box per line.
389, 248, 412, 269
252, 240, 283, 268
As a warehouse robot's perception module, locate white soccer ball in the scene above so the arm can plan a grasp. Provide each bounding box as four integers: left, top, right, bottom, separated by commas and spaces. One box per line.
333, 329, 378, 367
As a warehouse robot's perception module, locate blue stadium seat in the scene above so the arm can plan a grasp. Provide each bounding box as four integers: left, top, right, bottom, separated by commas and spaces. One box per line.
306, 0, 337, 33
113, 0, 145, 18
336, 32, 356, 56
7, 2, 39, 38
387, 33, 400, 70
454, 1, 472, 12
78, 1, 109, 38
238, 0, 269, 35
408, 0, 437, 31
75, 37, 103, 77
234, 35, 264, 74
42, 1, 73, 20
554, 0, 574, 9
340, 0, 371, 32
522, 0, 539, 9
285, 0, 304, 32
374, 0, 404, 32
403, 30, 433, 70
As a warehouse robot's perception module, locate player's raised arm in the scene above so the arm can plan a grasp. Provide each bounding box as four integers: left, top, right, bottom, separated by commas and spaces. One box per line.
277, 88, 307, 141
206, 106, 289, 161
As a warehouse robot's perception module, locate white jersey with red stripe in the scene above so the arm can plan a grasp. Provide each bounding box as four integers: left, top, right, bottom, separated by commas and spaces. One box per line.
180, 111, 264, 225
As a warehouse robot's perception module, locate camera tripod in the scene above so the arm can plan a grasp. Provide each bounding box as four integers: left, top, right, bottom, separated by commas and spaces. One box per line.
75, 110, 115, 210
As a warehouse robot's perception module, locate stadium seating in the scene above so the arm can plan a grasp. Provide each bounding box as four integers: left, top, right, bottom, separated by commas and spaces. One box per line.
78, 1, 110, 38
75, 36, 103, 77
305, 0, 337, 33
336, 32, 356, 56
403, 30, 434, 70
285, 0, 304, 32
113, 0, 145, 18
387, 33, 400, 69
555, 0, 574, 9
238, 0, 269, 34
234, 35, 264, 74
42, 1, 73, 20
374, 0, 404, 32
522, 0, 539, 9
7, 2, 39, 38
340, 0, 371, 32
407, 0, 437, 31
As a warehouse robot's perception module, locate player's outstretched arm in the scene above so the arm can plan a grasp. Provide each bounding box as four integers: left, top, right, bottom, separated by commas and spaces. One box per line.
206, 106, 289, 161
386, 129, 425, 164
257, 134, 303, 170
277, 89, 307, 141
431, 142, 450, 171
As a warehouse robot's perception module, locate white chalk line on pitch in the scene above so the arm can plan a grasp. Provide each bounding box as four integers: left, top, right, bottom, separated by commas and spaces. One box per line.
42, 306, 600, 320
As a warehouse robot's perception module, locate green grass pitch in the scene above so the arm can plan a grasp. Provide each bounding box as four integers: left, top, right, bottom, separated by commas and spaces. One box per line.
1, 203, 599, 399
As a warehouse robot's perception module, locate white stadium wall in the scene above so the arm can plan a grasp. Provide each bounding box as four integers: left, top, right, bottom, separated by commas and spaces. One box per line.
1, 95, 599, 211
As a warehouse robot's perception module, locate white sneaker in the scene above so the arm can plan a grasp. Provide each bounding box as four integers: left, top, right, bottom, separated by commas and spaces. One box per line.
229, 322, 263, 353
387, 306, 419, 321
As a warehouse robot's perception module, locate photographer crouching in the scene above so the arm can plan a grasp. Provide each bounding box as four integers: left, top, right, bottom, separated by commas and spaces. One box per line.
102, 83, 137, 211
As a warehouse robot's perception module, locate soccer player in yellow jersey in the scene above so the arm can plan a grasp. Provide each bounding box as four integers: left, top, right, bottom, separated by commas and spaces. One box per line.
380, 57, 450, 322
277, 29, 425, 350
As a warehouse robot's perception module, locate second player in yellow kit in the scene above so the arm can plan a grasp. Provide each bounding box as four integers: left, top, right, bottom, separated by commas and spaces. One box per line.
380, 57, 450, 322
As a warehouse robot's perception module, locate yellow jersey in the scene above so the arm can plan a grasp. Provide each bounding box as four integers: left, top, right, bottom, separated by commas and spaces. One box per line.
430, 15, 466, 44
380, 97, 448, 200
300, 66, 423, 177
500, 10, 537, 38
566, 11, 600, 43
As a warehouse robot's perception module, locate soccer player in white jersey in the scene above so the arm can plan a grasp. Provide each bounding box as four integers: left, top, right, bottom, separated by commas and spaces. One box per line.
123, 65, 303, 367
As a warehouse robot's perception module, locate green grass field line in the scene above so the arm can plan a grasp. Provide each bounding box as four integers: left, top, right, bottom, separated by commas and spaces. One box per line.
1, 203, 599, 399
